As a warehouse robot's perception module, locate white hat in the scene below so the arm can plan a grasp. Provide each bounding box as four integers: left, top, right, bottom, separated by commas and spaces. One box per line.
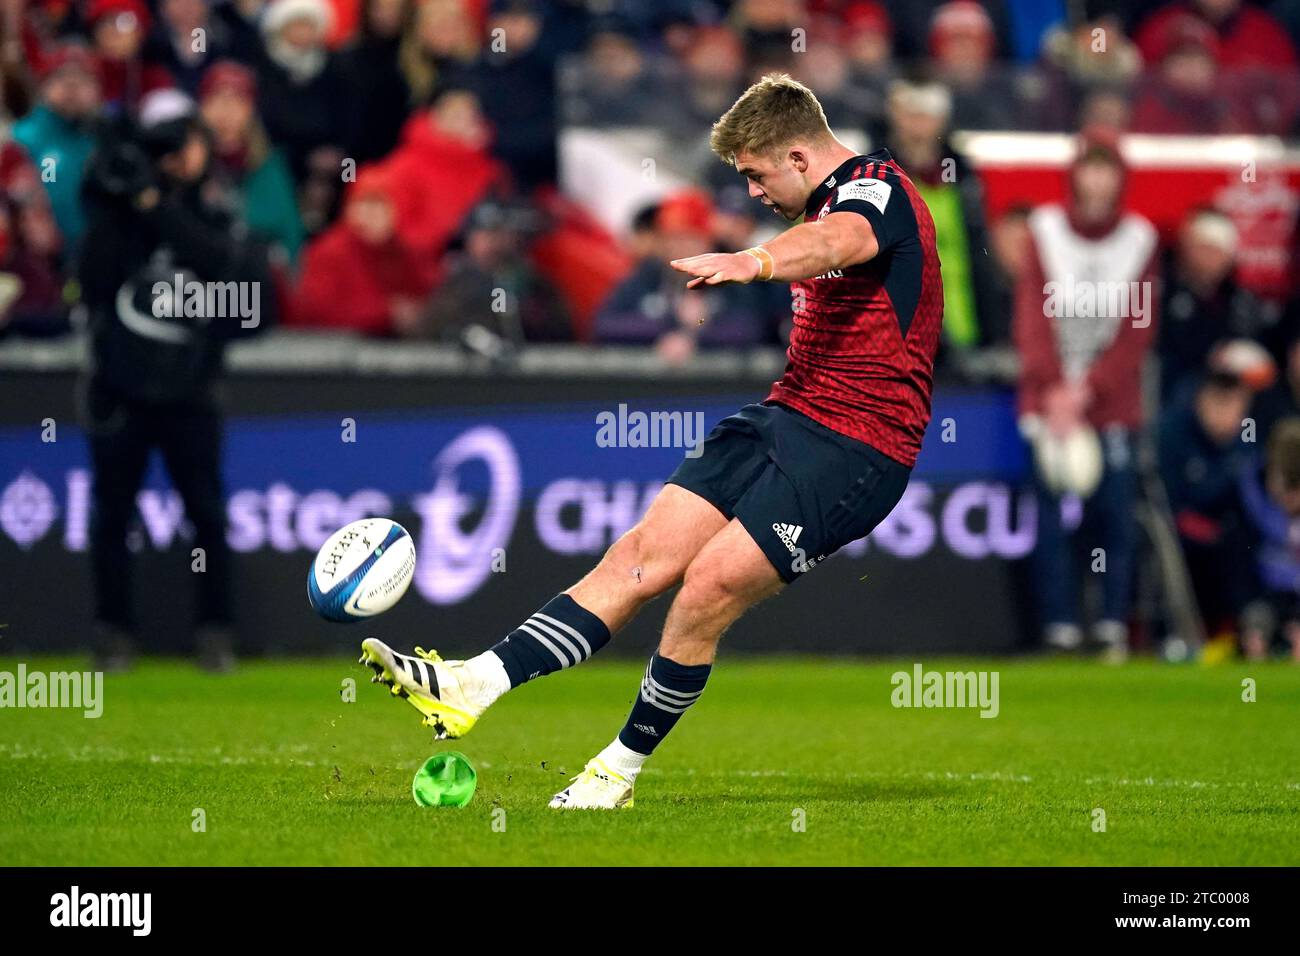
888, 79, 953, 121
1186, 209, 1237, 255
260, 0, 333, 37
138, 88, 196, 129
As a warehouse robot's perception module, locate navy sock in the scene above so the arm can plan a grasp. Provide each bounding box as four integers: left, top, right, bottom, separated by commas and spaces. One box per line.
617, 653, 712, 755
489, 594, 612, 688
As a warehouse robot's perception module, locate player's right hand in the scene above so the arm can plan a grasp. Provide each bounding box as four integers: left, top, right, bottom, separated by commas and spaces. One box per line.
669, 252, 761, 288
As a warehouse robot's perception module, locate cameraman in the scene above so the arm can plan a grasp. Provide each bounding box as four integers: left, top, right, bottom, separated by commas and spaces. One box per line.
79, 89, 277, 672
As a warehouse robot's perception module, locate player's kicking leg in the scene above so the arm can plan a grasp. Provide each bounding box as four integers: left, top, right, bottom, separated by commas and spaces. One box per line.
550, 518, 782, 809
549, 402, 914, 808
359, 484, 727, 737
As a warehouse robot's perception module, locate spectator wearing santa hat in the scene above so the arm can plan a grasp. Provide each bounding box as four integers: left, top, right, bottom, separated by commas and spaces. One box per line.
12, 43, 101, 250
253, 0, 355, 192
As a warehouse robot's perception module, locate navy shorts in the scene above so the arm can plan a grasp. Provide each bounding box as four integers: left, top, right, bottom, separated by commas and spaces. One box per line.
667, 402, 911, 583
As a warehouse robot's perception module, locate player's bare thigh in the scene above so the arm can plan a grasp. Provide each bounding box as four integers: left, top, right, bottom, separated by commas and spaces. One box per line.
567, 483, 729, 633
660, 518, 784, 665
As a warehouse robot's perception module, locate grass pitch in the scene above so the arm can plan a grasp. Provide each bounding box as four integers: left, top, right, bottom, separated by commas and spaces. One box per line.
1, 655, 1297, 866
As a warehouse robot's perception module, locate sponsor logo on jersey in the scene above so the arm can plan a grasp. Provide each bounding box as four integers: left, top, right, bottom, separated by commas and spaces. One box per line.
835, 177, 891, 213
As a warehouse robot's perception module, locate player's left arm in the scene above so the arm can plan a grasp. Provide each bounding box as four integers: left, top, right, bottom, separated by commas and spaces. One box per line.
670, 212, 878, 288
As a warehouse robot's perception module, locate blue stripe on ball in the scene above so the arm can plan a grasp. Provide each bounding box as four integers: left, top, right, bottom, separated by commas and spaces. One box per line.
307, 523, 409, 623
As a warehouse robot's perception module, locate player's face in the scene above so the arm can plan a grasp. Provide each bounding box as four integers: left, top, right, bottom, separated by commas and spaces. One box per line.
733, 149, 810, 222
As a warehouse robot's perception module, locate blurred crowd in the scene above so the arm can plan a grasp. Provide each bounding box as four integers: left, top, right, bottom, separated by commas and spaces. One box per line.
2, 0, 1299, 346
1010, 126, 1300, 662
4, 0, 1300, 660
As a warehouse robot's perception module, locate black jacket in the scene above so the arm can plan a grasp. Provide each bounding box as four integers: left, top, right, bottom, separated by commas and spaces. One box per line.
78, 134, 276, 405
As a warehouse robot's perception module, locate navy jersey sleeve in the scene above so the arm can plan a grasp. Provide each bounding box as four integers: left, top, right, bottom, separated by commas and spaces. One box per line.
826, 175, 915, 253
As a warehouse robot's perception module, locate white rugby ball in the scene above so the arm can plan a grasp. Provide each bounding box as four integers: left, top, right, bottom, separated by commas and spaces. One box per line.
307, 518, 416, 622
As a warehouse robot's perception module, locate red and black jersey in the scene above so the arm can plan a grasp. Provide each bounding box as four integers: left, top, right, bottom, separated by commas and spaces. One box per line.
766, 148, 944, 467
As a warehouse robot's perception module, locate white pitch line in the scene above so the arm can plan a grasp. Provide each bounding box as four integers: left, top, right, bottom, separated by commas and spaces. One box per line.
3, 745, 1295, 793
647, 766, 1298, 792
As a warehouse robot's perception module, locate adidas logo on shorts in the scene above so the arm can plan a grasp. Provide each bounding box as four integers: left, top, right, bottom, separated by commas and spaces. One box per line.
773, 522, 803, 554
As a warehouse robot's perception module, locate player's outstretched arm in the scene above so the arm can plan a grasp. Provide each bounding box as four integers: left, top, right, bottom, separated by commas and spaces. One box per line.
669, 212, 878, 288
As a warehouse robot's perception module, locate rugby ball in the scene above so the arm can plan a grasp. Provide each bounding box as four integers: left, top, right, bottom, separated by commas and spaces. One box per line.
307, 518, 416, 622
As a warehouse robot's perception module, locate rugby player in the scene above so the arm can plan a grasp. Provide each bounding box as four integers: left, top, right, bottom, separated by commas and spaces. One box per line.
360, 74, 944, 809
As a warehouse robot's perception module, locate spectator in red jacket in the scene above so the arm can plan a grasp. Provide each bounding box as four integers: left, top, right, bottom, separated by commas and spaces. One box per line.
1014, 128, 1161, 658
381, 84, 506, 270
291, 166, 434, 334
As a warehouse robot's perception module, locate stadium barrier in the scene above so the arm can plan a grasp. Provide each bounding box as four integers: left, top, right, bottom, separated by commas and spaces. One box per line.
0, 334, 1043, 656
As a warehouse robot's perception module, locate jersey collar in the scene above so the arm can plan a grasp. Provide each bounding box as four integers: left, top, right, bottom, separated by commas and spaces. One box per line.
804, 149, 892, 217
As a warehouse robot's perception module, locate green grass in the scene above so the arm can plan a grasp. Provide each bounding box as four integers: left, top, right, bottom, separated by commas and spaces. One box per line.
1, 655, 1297, 866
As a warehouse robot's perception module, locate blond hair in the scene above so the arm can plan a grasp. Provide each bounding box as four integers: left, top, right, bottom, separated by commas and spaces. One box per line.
709, 73, 833, 165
